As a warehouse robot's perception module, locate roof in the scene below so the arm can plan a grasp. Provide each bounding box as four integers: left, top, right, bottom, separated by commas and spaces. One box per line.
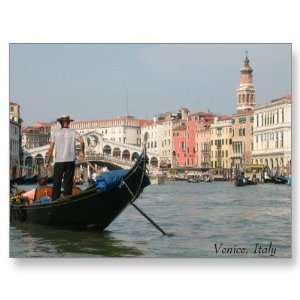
254, 95, 292, 111
189, 111, 214, 117
217, 115, 232, 121
270, 94, 292, 103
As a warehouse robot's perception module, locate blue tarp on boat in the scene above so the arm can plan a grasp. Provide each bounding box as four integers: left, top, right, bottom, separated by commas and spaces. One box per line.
96, 169, 128, 192
95, 169, 151, 193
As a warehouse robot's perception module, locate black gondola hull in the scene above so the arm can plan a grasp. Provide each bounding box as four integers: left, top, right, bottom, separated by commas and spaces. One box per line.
10, 150, 148, 230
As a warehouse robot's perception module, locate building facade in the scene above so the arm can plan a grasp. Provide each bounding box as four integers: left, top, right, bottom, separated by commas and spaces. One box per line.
22, 122, 53, 149
65, 116, 149, 146
185, 112, 215, 167
252, 95, 292, 175
195, 117, 214, 168
210, 116, 233, 173
9, 102, 22, 178
142, 108, 188, 168
172, 123, 187, 167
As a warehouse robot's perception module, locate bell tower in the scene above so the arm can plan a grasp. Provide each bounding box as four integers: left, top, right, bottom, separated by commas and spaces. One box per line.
236, 52, 256, 112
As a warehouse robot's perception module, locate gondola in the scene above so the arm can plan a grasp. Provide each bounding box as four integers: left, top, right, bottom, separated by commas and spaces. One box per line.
11, 175, 53, 185
10, 148, 149, 231
10, 175, 26, 185
272, 176, 288, 184
235, 176, 257, 187
22, 175, 38, 185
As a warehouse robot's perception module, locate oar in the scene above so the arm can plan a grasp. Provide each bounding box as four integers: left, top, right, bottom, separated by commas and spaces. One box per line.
85, 157, 169, 236
131, 202, 167, 236
122, 181, 168, 236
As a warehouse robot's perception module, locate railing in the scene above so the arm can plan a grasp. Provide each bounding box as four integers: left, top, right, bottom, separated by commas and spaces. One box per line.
78, 154, 135, 167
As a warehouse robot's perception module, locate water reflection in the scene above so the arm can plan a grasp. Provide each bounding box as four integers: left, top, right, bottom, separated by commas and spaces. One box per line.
10, 224, 143, 257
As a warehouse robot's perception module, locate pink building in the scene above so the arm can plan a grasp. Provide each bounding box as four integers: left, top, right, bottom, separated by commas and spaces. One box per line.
186, 112, 215, 167
173, 123, 186, 166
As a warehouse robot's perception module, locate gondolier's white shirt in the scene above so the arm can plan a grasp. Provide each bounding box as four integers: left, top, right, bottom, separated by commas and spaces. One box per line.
50, 128, 79, 163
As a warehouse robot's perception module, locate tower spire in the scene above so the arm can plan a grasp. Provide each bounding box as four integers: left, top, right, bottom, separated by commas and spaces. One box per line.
235, 53, 256, 112
244, 50, 250, 65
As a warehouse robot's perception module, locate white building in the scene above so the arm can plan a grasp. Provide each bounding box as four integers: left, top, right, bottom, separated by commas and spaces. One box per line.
22, 122, 52, 149
252, 95, 292, 175
51, 116, 150, 146
141, 109, 187, 168
9, 102, 22, 178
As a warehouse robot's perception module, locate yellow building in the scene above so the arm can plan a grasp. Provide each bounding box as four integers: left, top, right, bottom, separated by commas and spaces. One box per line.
210, 116, 233, 173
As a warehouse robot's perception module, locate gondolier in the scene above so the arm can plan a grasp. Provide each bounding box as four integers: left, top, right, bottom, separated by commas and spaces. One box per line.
45, 115, 85, 201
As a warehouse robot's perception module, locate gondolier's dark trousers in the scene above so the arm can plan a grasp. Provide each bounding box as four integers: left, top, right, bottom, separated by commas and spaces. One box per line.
52, 161, 75, 201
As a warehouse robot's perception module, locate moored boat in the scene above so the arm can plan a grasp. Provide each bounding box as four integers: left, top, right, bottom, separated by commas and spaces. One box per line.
272, 176, 288, 184
10, 148, 150, 231
235, 175, 257, 187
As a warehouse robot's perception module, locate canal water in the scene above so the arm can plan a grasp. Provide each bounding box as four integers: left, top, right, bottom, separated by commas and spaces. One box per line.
10, 182, 292, 258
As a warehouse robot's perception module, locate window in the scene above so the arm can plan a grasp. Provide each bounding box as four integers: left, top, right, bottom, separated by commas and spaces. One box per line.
239, 117, 246, 124
282, 109, 284, 123
239, 128, 245, 136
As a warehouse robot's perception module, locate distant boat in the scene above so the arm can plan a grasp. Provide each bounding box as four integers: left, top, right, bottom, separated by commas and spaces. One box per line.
10, 175, 26, 185
173, 176, 187, 181
235, 176, 257, 187
187, 177, 199, 183
272, 176, 288, 184
11, 175, 53, 185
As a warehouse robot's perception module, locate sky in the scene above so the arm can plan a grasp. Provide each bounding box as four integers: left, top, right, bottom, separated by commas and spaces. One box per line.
9, 43, 291, 125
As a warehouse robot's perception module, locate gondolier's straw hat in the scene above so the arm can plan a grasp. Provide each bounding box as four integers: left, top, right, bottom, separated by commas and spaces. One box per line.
56, 114, 74, 123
